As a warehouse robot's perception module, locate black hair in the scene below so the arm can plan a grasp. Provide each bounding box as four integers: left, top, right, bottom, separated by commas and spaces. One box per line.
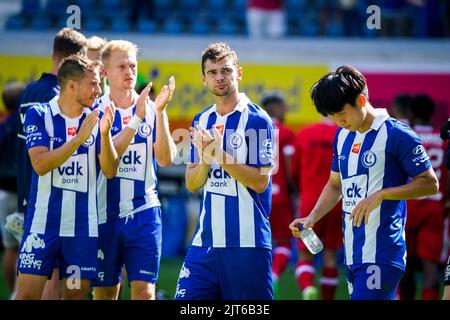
261, 92, 285, 109
410, 94, 435, 122
392, 94, 412, 117
310, 65, 368, 116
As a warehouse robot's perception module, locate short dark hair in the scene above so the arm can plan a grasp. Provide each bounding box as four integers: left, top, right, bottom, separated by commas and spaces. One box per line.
261, 92, 285, 109
2, 81, 25, 112
410, 94, 435, 122
201, 42, 239, 75
391, 94, 412, 119
311, 65, 368, 116
57, 55, 100, 90
53, 28, 87, 60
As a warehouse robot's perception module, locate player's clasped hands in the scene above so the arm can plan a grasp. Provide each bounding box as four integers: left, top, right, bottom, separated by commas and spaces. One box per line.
100, 102, 116, 136
136, 82, 152, 119
77, 109, 100, 143
155, 76, 175, 113
190, 124, 223, 164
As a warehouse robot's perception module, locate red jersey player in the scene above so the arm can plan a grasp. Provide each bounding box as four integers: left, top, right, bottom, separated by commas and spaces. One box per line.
399, 95, 448, 300
292, 118, 343, 300
261, 93, 295, 298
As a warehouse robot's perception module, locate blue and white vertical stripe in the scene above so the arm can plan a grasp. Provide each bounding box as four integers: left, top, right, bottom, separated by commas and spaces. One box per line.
333, 110, 432, 271
190, 93, 274, 249
25, 96, 99, 237
94, 94, 160, 224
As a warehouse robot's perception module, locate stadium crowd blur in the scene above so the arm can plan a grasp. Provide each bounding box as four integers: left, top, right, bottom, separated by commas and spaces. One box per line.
4, 0, 450, 38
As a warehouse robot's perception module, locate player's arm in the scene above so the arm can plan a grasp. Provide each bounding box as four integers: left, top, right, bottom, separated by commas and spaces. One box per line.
29, 110, 100, 176
350, 168, 438, 227
381, 168, 439, 200
111, 83, 152, 156
98, 105, 119, 178
218, 156, 271, 193
185, 162, 211, 193
153, 76, 177, 167
289, 171, 342, 236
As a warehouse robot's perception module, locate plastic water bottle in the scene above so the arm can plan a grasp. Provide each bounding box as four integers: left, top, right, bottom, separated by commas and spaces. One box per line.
5, 212, 24, 243
298, 224, 323, 254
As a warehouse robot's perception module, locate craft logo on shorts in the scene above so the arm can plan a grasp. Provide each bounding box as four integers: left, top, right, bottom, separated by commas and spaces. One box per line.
122, 115, 131, 125
361, 150, 377, 168
137, 122, 151, 138
67, 127, 77, 137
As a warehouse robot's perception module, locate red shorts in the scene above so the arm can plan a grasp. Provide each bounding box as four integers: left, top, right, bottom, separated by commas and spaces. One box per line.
406, 200, 446, 263
269, 200, 295, 244
297, 199, 343, 251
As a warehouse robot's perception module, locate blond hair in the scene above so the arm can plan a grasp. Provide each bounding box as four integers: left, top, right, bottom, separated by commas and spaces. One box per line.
101, 40, 139, 66
87, 36, 107, 51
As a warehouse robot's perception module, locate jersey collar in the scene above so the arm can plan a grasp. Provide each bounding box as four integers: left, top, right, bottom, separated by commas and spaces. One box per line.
50, 95, 90, 118
370, 108, 390, 131
212, 92, 250, 116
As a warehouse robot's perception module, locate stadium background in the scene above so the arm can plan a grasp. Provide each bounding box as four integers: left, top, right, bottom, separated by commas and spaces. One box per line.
0, 0, 449, 299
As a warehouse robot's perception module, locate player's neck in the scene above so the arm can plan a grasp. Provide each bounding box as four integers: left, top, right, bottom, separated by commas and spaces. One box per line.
50, 61, 59, 76
214, 91, 239, 116
57, 94, 83, 119
109, 88, 136, 109
358, 104, 377, 133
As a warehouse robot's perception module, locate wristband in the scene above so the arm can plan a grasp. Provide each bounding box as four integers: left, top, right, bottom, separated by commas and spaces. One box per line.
127, 114, 142, 130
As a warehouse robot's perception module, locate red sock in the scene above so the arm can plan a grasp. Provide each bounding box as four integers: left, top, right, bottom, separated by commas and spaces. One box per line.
320, 267, 338, 300
295, 261, 315, 290
272, 245, 291, 279
422, 288, 438, 300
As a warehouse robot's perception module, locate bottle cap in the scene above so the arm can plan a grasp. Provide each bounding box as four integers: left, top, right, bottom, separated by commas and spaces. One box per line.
297, 223, 304, 231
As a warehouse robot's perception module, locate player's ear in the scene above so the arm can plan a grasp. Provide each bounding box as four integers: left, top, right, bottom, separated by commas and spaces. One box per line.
67, 79, 76, 92
357, 94, 366, 108
201, 73, 206, 86
236, 66, 243, 81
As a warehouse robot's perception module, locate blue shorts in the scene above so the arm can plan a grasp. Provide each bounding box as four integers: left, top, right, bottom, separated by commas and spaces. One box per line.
18, 230, 98, 280
91, 206, 162, 287
344, 263, 404, 300
175, 246, 273, 300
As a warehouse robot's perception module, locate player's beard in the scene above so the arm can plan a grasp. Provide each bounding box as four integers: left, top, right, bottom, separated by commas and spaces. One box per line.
212, 83, 235, 97
76, 95, 96, 108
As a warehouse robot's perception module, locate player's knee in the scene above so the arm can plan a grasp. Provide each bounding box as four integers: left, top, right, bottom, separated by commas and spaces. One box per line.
131, 283, 155, 300
93, 286, 119, 300
16, 289, 42, 300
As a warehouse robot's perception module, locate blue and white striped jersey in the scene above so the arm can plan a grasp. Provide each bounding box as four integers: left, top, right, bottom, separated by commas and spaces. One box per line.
190, 93, 275, 249
16, 72, 59, 213
25, 96, 100, 237
93, 94, 160, 224
332, 109, 432, 270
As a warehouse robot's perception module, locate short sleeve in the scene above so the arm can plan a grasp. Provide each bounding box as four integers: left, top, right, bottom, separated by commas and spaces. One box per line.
24, 106, 50, 150
331, 129, 341, 173
190, 115, 201, 164
247, 115, 275, 168
392, 124, 432, 178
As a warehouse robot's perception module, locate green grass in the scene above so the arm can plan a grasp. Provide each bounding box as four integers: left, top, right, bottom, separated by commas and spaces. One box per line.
0, 254, 349, 300
115, 258, 351, 300
1, 254, 440, 300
